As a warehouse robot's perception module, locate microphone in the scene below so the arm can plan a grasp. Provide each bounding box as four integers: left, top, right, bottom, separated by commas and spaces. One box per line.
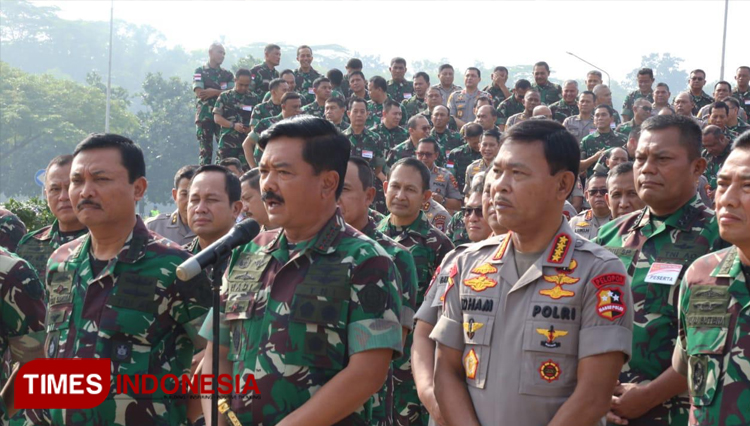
176, 219, 261, 281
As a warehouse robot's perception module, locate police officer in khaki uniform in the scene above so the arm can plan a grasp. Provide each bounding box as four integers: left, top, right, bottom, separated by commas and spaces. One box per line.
145, 165, 198, 246
431, 120, 633, 426
569, 174, 612, 240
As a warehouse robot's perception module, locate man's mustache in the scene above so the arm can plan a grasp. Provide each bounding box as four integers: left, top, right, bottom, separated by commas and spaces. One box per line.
261, 191, 285, 204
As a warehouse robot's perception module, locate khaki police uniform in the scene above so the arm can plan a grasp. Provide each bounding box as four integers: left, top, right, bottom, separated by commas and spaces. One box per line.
145, 210, 196, 246
431, 221, 633, 425
423, 200, 450, 233
569, 209, 611, 241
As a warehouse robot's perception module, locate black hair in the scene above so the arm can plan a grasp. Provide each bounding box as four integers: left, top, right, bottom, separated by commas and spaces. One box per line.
348, 156, 374, 190
594, 104, 615, 116
414, 71, 430, 84
417, 137, 440, 154
579, 90, 597, 103
732, 130, 750, 150
327, 69, 344, 86
464, 123, 484, 138
515, 79, 531, 90
313, 77, 330, 89
724, 97, 741, 110
280, 69, 295, 78
281, 91, 301, 104
369, 76, 387, 92
383, 99, 401, 114
240, 168, 261, 191
656, 82, 670, 92
466, 67, 481, 79
390, 57, 406, 67
296, 45, 312, 56
389, 157, 430, 192
191, 164, 241, 204
219, 157, 243, 171
494, 66, 509, 74
637, 68, 654, 79
258, 116, 350, 198
533, 61, 550, 72
45, 154, 74, 178
715, 81, 732, 91
348, 70, 366, 82
438, 64, 454, 73
502, 120, 580, 178
483, 128, 502, 141
346, 58, 363, 69
348, 96, 367, 110
73, 133, 145, 183
326, 96, 347, 109
269, 78, 285, 91
690, 69, 706, 77
264, 44, 280, 54
236, 68, 251, 79
640, 114, 702, 161
174, 165, 199, 189
709, 101, 729, 116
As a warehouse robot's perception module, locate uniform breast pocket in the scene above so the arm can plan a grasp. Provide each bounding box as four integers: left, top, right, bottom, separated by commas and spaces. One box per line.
97, 306, 156, 378
461, 313, 494, 389
286, 294, 349, 371
225, 295, 256, 362
685, 325, 729, 407
45, 303, 72, 358
519, 318, 580, 397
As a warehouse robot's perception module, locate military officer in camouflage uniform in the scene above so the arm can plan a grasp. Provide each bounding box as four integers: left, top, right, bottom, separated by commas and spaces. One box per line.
243, 92, 303, 167
697, 82, 734, 120
482, 66, 511, 108
594, 84, 623, 126
339, 58, 363, 99
369, 76, 409, 128
325, 96, 350, 131
733, 66, 750, 117
429, 105, 463, 158
616, 98, 652, 137
146, 165, 199, 246
672, 133, 750, 426
586, 70, 603, 91
201, 117, 403, 426
563, 91, 596, 142
17, 155, 87, 277
249, 44, 281, 99
293, 45, 320, 105
402, 72, 429, 119
193, 43, 235, 165
580, 105, 628, 178
726, 97, 750, 135
446, 68, 490, 127
464, 129, 500, 194
0, 209, 26, 254
421, 88, 458, 131
596, 115, 723, 426
250, 78, 287, 128
348, 71, 371, 101
371, 100, 409, 150
432, 64, 462, 107
213, 69, 259, 168
338, 157, 419, 426
45, 134, 210, 426
300, 77, 332, 119
386, 115, 432, 168
496, 79, 531, 130
344, 97, 389, 214
447, 123, 483, 191
701, 125, 731, 200
622, 68, 655, 122
550, 80, 580, 123
417, 138, 462, 213
531, 61, 562, 105
379, 157, 454, 426
505, 90, 541, 129
569, 174, 611, 240
387, 58, 414, 104
686, 69, 714, 115
432, 119, 632, 426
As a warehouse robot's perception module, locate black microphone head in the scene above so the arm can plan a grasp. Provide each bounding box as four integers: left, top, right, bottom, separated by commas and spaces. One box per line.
232, 218, 261, 246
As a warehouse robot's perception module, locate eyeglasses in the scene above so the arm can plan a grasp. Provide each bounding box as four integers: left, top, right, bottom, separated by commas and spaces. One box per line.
640, 106, 652, 112
587, 189, 608, 196
464, 206, 483, 217
416, 152, 434, 158
420, 126, 432, 131
690, 77, 705, 81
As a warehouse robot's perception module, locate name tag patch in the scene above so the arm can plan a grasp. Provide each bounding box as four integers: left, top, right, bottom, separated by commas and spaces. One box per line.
645, 262, 682, 285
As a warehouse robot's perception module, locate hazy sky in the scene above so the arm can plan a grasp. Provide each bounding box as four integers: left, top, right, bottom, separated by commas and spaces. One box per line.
31, 0, 749, 83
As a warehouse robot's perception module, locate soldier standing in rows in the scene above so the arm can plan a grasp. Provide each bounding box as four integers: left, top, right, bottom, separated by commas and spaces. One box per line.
193, 43, 234, 165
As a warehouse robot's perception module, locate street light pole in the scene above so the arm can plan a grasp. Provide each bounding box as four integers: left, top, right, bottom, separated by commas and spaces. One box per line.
566, 51, 611, 88
105, 0, 114, 133
719, 0, 729, 80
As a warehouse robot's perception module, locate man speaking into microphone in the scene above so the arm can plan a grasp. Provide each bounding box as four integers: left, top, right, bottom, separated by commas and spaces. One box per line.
199, 116, 404, 426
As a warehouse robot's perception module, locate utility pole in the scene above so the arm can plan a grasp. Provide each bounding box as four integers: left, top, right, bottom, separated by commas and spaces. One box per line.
566, 51, 611, 88
719, 0, 729, 80
105, 0, 114, 132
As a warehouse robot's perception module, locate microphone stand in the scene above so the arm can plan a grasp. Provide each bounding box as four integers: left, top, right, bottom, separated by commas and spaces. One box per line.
209, 252, 230, 426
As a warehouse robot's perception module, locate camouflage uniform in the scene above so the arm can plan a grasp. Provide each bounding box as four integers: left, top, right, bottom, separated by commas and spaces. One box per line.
446, 145, 482, 192
446, 211, 470, 247
16, 220, 87, 278
213, 89, 259, 168
595, 196, 722, 426
430, 84, 462, 107
496, 96, 525, 127
388, 80, 415, 104
562, 115, 595, 143
429, 128, 463, 159
531, 81, 562, 105
447, 90, 491, 123
294, 67, 321, 105
402, 96, 427, 120
482, 85, 508, 108
249, 63, 279, 99
464, 159, 491, 194
728, 119, 750, 136
420, 110, 458, 132
568, 209, 611, 241
249, 114, 285, 166
343, 127, 388, 214
615, 119, 642, 137
702, 144, 732, 192
44, 217, 211, 426
249, 100, 281, 128
371, 123, 409, 151
428, 165, 461, 203
673, 246, 750, 426
622, 90, 654, 121
422, 200, 451, 234
193, 64, 235, 165
688, 91, 714, 116
733, 87, 750, 117
386, 140, 418, 168
579, 131, 628, 177
145, 210, 196, 247
202, 212, 403, 426
362, 218, 418, 426
378, 212, 454, 426
367, 99, 409, 128
549, 100, 579, 123
301, 101, 326, 119
0, 209, 27, 253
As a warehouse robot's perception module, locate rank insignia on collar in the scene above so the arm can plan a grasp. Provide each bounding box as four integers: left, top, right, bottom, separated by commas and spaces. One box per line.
463, 275, 498, 292
463, 318, 485, 339
492, 232, 512, 261
537, 325, 568, 348
539, 359, 561, 383
440, 264, 457, 302
471, 263, 498, 275
540, 259, 579, 299
547, 233, 572, 264
464, 349, 479, 379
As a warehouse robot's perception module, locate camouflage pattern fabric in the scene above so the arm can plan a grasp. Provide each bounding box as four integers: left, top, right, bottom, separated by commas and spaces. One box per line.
579, 131, 627, 177
595, 196, 722, 426
673, 246, 750, 426
250, 114, 285, 166
294, 67, 321, 105
0, 209, 28, 253
367, 99, 409, 128
446, 210, 470, 247
301, 101, 326, 119
464, 159, 490, 194
371, 123, 409, 151
702, 144, 732, 192
16, 220, 87, 278
402, 96, 427, 119
248, 63, 279, 99
481, 85, 508, 108
496, 96, 524, 126
43, 216, 211, 426
193, 64, 235, 165
732, 87, 750, 117
388, 80, 415, 104
420, 111, 458, 132
549, 99, 579, 123
201, 212, 403, 426
250, 100, 281, 128
689, 91, 714, 116
342, 127, 388, 214
447, 145, 482, 192
213, 88, 259, 168
429, 128, 463, 160
531, 81, 562, 105
615, 119, 641, 138
622, 90, 654, 121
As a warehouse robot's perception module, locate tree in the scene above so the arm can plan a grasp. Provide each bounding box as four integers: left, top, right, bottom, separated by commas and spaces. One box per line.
622, 53, 688, 97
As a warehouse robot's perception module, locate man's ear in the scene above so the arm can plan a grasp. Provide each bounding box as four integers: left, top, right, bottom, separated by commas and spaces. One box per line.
134, 177, 148, 201
422, 190, 432, 204
365, 187, 376, 205
322, 170, 340, 198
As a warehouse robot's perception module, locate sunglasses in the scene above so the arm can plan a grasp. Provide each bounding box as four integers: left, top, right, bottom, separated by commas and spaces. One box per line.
416, 152, 434, 158
640, 106, 653, 112
464, 206, 483, 217
587, 189, 608, 196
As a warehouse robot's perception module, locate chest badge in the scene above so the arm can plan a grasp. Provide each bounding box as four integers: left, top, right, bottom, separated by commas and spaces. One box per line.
537, 325, 568, 348
463, 319, 485, 339
540, 259, 579, 299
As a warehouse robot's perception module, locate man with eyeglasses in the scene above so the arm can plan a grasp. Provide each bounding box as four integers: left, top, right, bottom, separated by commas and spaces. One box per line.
687, 69, 714, 115
725, 97, 750, 135
569, 174, 612, 240
581, 105, 627, 178
616, 98, 653, 137
417, 138, 462, 213
387, 115, 433, 167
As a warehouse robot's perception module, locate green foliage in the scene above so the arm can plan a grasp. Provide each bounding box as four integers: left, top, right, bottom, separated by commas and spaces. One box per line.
622, 53, 688, 96
2, 197, 55, 232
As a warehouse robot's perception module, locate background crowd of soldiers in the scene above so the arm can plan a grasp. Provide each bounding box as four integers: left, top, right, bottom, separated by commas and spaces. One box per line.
0, 41, 749, 426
